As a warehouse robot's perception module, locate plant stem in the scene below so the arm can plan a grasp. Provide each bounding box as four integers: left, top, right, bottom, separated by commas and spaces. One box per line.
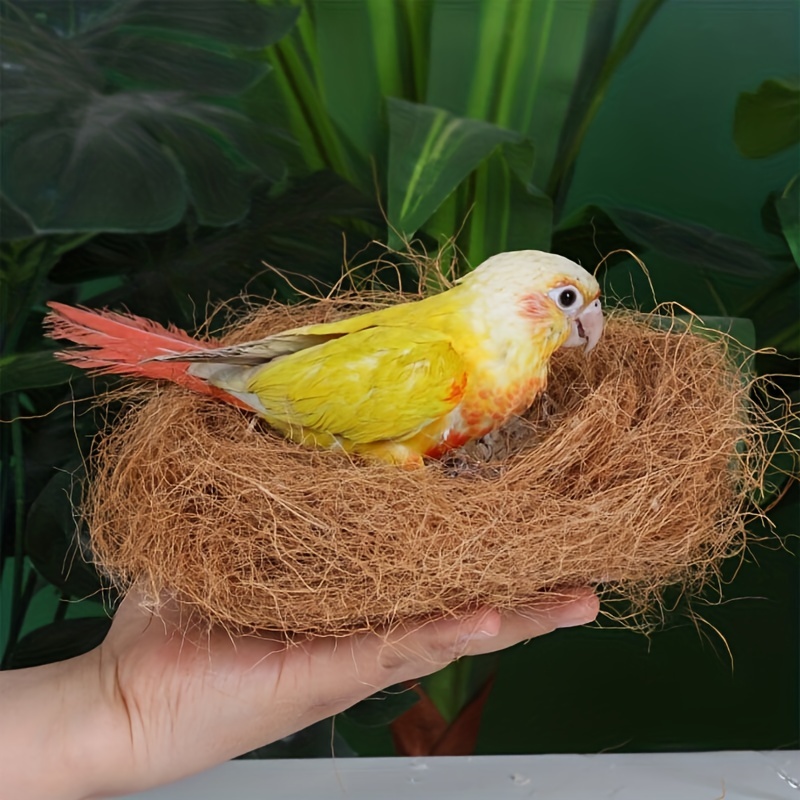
547, 0, 666, 204
466, 0, 509, 121
399, 0, 430, 100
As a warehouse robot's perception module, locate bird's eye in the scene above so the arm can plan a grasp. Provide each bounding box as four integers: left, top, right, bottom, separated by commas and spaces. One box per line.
550, 285, 581, 311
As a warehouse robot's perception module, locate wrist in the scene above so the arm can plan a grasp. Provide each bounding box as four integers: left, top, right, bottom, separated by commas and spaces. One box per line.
0, 649, 131, 800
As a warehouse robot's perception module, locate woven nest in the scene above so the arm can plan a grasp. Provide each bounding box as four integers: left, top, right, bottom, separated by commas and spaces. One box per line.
84, 294, 795, 636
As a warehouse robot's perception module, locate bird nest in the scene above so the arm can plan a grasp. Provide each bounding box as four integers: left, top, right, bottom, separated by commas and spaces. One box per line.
83, 293, 796, 636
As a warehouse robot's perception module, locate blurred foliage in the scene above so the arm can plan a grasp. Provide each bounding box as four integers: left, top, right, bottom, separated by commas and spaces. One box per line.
261, 0, 665, 265
733, 78, 800, 274
0, 0, 797, 761
1, 0, 298, 235
0, 0, 381, 681
734, 78, 800, 160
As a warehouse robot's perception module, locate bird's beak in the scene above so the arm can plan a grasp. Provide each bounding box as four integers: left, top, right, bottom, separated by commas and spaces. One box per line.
563, 298, 604, 353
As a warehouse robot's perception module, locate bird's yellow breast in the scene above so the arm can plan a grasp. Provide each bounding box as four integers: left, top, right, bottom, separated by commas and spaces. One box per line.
237, 264, 577, 464
415, 297, 571, 457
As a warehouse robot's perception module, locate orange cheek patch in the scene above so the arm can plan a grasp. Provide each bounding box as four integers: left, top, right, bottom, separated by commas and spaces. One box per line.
519, 292, 552, 320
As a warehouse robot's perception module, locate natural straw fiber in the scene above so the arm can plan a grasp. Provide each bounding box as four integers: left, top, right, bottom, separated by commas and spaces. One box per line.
84, 294, 796, 635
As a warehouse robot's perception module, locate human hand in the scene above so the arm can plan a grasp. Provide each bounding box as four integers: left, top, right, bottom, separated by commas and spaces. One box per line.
1, 588, 598, 799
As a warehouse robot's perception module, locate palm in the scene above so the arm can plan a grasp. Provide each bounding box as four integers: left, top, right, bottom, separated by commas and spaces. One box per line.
94, 589, 597, 791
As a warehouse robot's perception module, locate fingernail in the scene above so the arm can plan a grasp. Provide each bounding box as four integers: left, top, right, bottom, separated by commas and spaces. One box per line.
556, 597, 599, 628
473, 626, 500, 640
461, 610, 501, 643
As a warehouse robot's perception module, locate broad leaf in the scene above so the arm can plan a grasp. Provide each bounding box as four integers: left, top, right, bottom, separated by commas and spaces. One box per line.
776, 176, 800, 269
49, 171, 383, 321
0, 350, 77, 394
261, 0, 663, 267
552, 205, 639, 271
0, 1, 298, 237
461, 145, 553, 265
608, 207, 784, 280
386, 98, 522, 248
549, 0, 665, 204
7, 0, 300, 81
6, 617, 111, 669
344, 685, 420, 727
734, 78, 800, 159
309, 0, 394, 175
424, 0, 593, 188
561, 205, 784, 282
25, 469, 105, 599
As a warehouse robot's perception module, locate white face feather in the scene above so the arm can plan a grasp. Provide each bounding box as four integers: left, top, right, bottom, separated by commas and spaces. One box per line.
459, 250, 600, 301
457, 249, 604, 355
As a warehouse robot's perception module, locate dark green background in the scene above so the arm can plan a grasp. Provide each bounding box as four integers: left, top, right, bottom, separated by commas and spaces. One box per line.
338, 0, 800, 755
1, 0, 797, 757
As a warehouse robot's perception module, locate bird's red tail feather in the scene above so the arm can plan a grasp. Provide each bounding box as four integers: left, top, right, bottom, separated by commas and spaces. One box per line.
44, 302, 240, 404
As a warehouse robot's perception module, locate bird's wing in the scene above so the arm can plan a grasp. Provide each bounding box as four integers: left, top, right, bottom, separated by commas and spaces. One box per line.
151, 332, 343, 365
150, 303, 422, 366
238, 325, 467, 444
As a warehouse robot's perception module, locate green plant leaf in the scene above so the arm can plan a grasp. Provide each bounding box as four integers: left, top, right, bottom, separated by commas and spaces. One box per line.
2, 90, 276, 234
386, 98, 523, 248
79, 1, 298, 87
692, 316, 756, 351
548, 0, 665, 204
553, 205, 640, 270
9, 0, 300, 85
776, 176, 800, 268
734, 78, 800, 159
424, 0, 592, 189
48, 171, 383, 322
0, 2, 298, 236
260, 0, 662, 267
461, 146, 553, 265
0, 350, 77, 394
343, 685, 420, 727
563, 205, 784, 281
5, 617, 111, 669
548, 0, 621, 185
309, 0, 394, 173
25, 469, 105, 599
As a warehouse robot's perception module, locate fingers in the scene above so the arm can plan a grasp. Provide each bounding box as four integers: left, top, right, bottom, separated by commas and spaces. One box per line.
98, 586, 598, 775
105, 585, 597, 746
296, 588, 598, 720
373, 587, 599, 678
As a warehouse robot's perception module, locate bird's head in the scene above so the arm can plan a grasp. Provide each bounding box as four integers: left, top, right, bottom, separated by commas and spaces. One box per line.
460, 250, 604, 352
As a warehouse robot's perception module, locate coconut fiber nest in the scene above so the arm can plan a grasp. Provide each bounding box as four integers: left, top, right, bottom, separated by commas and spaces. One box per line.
83, 293, 796, 636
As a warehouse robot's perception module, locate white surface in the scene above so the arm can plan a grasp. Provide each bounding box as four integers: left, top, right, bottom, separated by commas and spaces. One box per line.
125, 751, 800, 799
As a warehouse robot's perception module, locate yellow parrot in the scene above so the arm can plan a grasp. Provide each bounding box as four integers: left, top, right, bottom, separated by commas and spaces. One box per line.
46, 250, 603, 465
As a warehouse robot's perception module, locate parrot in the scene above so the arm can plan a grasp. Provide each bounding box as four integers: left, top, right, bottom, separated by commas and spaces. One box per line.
44, 250, 603, 466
